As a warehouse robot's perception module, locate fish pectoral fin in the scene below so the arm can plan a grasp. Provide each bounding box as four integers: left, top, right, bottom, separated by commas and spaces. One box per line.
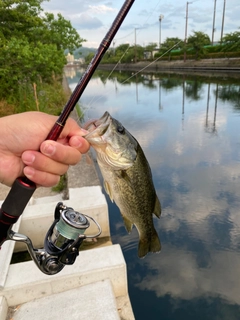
85, 153, 93, 165
153, 196, 161, 218
121, 214, 133, 233
115, 170, 133, 189
104, 181, 114, 202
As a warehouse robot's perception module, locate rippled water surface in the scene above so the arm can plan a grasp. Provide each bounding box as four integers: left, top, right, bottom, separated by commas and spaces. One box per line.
66, 67, 240, 320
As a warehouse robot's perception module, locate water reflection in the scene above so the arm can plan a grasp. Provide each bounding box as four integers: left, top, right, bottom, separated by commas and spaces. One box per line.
67, 68, 240, 320
218, 85, 240, 111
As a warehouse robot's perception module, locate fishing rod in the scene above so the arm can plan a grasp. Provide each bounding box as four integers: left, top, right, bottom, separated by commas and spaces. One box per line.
0, 0, 135, 274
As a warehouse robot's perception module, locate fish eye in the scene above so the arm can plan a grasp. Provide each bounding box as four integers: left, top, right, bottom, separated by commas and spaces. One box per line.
117, 125, 125, 134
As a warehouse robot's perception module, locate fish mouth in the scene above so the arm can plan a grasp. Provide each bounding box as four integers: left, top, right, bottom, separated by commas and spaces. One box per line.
83, 111, 111, 141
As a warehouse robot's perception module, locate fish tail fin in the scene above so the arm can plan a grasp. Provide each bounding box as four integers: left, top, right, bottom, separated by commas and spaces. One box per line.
138, 229, 161, 258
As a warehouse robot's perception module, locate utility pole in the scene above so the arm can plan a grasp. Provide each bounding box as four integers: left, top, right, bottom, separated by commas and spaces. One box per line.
113, 40, 116, 56
134, 28, 138, 63
212, 0, 217, 45
220, 0, 226, 42
184, 1, 192, 62
159, 14, 164, 49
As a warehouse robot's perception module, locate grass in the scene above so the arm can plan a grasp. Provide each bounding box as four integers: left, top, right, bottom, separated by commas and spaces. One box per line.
52, 174, 68, 193
0, 100, 15, 117
0, 77, 70, 117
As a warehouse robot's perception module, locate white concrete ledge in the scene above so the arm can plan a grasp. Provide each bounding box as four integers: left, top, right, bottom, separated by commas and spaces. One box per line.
0, 219, 21, 289
0, 187, 135, 320
2, 244, 127, 307
0, 296, 8, 320
9, 280, 121, 320
14, 186, 109, 252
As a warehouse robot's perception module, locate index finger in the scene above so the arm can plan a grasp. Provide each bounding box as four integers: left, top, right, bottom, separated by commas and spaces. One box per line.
60, 118, 87, 139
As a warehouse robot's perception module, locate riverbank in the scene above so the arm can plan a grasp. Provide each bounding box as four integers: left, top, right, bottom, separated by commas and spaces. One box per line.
95, 57, 240, 73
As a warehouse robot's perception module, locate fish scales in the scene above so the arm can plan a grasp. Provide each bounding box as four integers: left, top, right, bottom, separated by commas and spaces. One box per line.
84, 111, 161, 258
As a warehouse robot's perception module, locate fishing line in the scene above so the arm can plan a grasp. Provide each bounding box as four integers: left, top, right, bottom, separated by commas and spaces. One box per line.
77, 39, 182, 121
120, 40, 183, 84
106, 0, 163, 79
80, 0, 164, 117
114, 30, 135, 41
83, 46, 130, 115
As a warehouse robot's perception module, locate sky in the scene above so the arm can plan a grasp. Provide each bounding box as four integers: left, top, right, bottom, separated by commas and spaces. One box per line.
41, 0, 240, 48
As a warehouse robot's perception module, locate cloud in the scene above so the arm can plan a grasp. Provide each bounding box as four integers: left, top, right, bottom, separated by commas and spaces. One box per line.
134, 245, 240, 305
73, 13, 103, 30
41, 0, 240, 48
88, 4, 116, 14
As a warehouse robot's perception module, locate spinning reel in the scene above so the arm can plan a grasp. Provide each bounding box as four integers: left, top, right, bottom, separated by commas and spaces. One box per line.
7, 202, 101, 275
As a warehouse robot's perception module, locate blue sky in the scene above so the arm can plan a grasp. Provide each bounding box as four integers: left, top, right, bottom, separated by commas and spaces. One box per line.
42, 0, 240, 48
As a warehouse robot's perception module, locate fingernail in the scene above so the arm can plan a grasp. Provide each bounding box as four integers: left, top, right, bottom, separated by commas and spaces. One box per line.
81, 128, 89, 135
22, 153, 35, 164
42, 143, 56, 156
24, 167, 35, 178
71, 136, 83, 148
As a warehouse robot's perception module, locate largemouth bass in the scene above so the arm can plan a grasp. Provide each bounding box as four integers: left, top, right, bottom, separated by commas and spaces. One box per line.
84, 111, 161, 258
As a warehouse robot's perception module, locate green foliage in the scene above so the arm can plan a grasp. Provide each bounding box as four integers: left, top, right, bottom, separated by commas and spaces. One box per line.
0, 37, 66, 97
80, 26, 240, 66
0, 0, 44, 43
156, 37, 183, 60
101, 43, 132, 63
0, 0, 85, 110
187, 31, 211, 59
160, 37, 183, 52
41, 13, 86, 52
145, 42, 158, 59
85, 52, 95, 64
221, 28, 240, 51
122, 45, 144, 63
100, 44, 144, 64
0, 78, 69, 116
52, 174, 68, 192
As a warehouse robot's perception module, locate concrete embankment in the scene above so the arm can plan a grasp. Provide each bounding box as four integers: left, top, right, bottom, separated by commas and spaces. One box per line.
97, 57, 240, 73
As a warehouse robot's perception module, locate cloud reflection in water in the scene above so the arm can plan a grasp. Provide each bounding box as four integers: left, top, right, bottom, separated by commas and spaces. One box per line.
68, 69, 240, 319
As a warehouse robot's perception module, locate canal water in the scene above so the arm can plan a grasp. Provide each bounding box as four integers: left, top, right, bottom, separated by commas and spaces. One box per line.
66, 67, 240, 320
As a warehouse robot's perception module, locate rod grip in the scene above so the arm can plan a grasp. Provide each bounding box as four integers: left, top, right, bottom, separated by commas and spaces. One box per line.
1, 178, 36, 216
0, 178, 36, 245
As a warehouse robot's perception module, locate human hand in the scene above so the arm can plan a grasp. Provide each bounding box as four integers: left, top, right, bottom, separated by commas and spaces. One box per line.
0, 112, 89, 187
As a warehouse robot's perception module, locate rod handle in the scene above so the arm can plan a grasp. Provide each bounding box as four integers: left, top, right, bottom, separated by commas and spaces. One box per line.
0, 178, 36, 245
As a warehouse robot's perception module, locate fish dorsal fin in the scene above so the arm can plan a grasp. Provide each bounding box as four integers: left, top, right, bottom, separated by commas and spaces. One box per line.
104, 181, 114, 202
121, 214, 133, 233
153, 196, 161, 218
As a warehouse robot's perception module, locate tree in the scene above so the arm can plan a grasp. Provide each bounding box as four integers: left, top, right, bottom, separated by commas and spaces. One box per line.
41, 13, 86, 52
187, 31, 211, 60
85, 52, 95, 65
0, 0, 44, 42
100, 44, 144, 63
145, 43, 158, 60
221, 28, 240, 51
160, 37, 183, 60
0, 0, 86, 105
